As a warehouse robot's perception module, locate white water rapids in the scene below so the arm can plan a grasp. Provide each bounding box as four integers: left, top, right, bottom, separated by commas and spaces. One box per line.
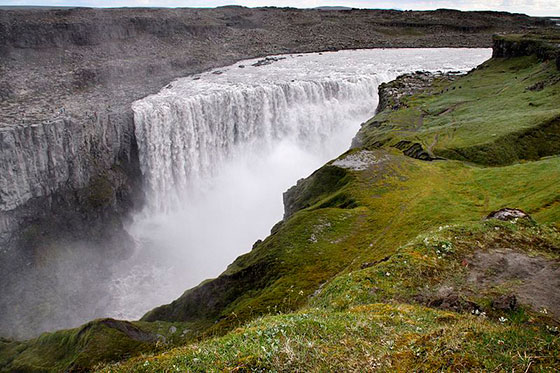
110, 48, 491, 320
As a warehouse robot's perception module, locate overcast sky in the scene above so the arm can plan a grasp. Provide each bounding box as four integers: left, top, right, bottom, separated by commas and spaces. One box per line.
1, 0, 559, 16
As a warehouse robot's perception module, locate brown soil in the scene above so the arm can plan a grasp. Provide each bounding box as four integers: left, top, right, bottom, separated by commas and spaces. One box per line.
468, 248, 560, 318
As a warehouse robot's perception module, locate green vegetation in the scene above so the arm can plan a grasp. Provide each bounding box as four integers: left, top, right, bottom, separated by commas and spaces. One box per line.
357, 55, 560, 165
101, 305, 559, 372
102, 220, 560, 372
0, 319, 196, 371
2, 34, 560, 372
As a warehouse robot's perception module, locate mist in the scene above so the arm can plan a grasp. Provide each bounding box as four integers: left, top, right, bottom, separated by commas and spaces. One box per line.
126, 120, 364, 313
0, 48, 492, 339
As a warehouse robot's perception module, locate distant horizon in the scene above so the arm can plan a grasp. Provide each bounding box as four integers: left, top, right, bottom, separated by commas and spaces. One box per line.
1, 1, 559, 17
2, 6, 558, 19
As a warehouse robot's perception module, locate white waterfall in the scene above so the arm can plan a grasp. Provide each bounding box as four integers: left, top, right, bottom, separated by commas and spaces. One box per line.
132, 48, 492, 214
133, 76, 383, 211
118, 48, 493, 320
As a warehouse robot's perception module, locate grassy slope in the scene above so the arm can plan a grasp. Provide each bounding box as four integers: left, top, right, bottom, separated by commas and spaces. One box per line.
101, 220, 560, 372
99, 46, 560, 371
357, 56, 560, 165
0, 319, 196, 372
2, 36, 560, 372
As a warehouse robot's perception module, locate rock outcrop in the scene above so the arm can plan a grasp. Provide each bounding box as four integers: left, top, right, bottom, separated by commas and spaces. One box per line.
0, 111, 140, 248
492, 32, 560, 68
485, 208, 531, 221
375, 71, 460, 113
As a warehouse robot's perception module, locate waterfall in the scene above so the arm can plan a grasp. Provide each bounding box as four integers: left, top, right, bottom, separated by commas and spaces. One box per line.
132, 49, 493, 213
122, 48, 492, 320
133, 76, 383, 211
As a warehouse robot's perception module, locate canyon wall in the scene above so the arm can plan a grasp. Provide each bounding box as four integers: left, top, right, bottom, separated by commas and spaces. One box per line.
0, 110, 140, 249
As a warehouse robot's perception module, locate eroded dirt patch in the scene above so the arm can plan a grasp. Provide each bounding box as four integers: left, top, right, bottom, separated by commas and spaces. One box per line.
468, 248, 560, 318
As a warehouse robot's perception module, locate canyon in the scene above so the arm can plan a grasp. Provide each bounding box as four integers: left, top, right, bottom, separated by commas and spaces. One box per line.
0, 6, 559, 372
1, 7, 546, 339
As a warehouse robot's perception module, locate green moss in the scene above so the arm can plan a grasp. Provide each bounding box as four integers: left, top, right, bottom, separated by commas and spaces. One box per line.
0, 319, 194, 372
283, 164, 353, 218
312, 219, 559, 311
357, 56, 560, 165
100, 302, 560, 372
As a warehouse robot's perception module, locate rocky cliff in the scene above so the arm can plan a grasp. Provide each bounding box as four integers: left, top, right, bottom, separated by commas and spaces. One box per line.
0, 110, 142, 339
0, 112, 139, 241
492, 31, 560, 66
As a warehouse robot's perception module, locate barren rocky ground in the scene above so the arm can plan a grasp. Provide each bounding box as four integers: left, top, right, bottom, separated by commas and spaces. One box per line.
0, 7, 553, 126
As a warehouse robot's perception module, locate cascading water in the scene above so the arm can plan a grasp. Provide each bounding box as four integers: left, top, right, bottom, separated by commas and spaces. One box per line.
133, 76, 383, 211
121, 48, 492, 320
1, 48, 493, 337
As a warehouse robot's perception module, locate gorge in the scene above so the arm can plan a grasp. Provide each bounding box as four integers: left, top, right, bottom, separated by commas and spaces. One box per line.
1, 6, 559, 372
2, 48, 491, 338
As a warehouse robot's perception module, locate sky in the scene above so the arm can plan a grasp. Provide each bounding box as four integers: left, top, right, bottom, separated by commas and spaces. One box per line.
1, 0, 559, 16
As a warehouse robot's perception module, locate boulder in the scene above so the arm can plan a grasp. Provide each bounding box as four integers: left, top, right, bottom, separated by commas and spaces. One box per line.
492, 294, 517, 311
485, 208, 530, 221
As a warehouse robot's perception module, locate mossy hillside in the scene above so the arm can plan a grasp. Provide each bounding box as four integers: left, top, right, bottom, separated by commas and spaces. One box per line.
100, 220, 560, 372
283, 164, 355, 219
101, 306, 560, 372
356, 55, 560, 165
0, 319, 195, 372
312, 219, 560, 313
142, 151, 560, 337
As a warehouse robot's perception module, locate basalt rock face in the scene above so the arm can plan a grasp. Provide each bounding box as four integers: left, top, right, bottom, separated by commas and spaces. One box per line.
374, 71, 460, 114
0, 110, 142, 339
0, 111, 141, 250
0, 112, 135, 212
492, 32, 560, 68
